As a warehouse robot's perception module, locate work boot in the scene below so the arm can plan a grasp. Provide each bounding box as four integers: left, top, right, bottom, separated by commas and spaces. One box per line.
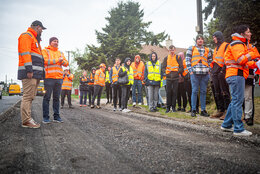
245, 118, 254, 126
210, 110, 224, 119
200, 110, 209, 117
219, 114, 226, 120
191, 110, 196, 117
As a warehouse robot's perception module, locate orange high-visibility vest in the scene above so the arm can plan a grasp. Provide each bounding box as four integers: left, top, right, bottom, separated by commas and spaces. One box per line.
210, 42, 228, 68
88, 73, 94, 85
94, 69, 105, 86
182, 59, 188, 77
191, 46, 210, 67
62, 73, 74, 90
42, 46, 69, 79
131, 61, 145, 80
18, 27, 44, 80
112, 66, 121, 83
166, 54, 179, 74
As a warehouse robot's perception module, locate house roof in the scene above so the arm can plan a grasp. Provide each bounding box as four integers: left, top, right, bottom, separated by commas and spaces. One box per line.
139, 45, 187, 61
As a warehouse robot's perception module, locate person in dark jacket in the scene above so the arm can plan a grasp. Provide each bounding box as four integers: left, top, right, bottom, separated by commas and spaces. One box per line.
144, 52, 162, 112
118, 58, 134, 112
162, 45, 184, 113
87, 67, 96, 106
79, 70, 88, 107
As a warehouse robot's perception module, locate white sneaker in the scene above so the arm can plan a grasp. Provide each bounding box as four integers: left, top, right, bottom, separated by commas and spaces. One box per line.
118, 108, 122, 111
113, 107, 116, 111
138, 103, 142, 105
220, 126, 234, 132
233, 130, 252, 136
122, 109, 131, 113
133, 102, 136, 106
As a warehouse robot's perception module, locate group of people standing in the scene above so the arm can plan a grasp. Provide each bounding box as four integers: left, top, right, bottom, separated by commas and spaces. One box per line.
18, 20, 260, 136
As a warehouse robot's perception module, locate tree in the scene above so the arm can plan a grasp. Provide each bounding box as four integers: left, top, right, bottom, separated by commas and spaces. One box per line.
89, 1, 167, 65
203, 0, 260, 50
204, 18, 219, 49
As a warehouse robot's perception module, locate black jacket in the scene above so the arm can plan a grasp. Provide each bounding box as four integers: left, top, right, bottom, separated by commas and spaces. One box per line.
79, 76, 89, 91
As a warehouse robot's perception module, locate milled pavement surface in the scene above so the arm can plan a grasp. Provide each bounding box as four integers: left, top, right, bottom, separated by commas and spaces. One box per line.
0, 96, 259, 173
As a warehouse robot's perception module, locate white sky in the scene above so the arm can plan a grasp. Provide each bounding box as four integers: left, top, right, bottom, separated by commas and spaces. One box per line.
0, 0, 211, 85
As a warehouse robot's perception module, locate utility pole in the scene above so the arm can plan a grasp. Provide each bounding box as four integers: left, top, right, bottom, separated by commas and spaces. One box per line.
196, 0, 203, 35
66, 51, 70, 65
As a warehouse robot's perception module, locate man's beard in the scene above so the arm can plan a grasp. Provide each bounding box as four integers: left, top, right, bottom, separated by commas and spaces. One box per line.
36, 32, 42, 43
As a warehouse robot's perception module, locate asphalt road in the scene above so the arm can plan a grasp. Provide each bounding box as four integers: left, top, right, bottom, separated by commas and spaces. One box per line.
0, 95, 21, 114
0, 97, 259, 173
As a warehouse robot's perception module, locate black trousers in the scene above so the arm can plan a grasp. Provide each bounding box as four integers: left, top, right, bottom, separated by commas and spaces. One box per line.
61, 89, 72, 106
166, 79, 178, 109
177, 82, 187, 109
88, 85, 94, 105
212, 72, 230, 112
105, 82, 112, 103
121, 85, 131, 109
112, 84, 121, 108
91, 85, 103, 106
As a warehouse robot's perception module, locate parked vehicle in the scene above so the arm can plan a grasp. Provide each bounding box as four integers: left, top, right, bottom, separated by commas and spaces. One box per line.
0, 84, 3, 99
9, 84, 21, 96
37, 80, 45, 96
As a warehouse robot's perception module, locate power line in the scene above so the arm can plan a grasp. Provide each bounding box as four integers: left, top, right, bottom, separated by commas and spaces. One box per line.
145, 0, 170, 18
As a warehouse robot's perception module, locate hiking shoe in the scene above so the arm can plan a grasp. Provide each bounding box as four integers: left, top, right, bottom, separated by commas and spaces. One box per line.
245, 118, 254, 126
22, 119, 40, 128
133, 102, 136, 107
210, 111, 224, 119
220, 126, 234, 132
200, 110, 209, 117
96, 105, 101, 109
90, 105, 94, 108
191, 110, 196, 117
53, 118, 63, 123
42, 119, 51, 124
233, 130, 252, 136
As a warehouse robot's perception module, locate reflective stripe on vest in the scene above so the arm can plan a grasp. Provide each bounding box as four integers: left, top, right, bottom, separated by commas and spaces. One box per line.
121, 66, 134, 85
191, 46, 209, 67
112, 66, 121, 83
182, 59, 188, 76
147, 61, 161, 81
105, 71, 110, 83
166, 54, 179, 74
94, 69, 105, 86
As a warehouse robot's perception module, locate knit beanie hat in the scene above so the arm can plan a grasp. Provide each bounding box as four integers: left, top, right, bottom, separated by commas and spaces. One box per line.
49, 37, 58, 44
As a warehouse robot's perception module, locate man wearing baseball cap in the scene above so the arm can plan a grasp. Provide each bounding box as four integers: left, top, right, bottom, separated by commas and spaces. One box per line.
18, 20, 46, 128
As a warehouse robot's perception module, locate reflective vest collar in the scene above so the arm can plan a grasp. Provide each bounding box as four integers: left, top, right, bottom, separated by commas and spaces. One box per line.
27, 27, 37, 38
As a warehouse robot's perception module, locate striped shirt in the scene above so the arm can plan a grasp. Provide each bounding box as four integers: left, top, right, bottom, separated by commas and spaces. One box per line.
185, 45, 212, 75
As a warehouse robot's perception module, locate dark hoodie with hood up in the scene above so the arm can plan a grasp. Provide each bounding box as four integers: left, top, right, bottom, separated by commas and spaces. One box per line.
144, 52, 162, 86
118, 57, 131, 86
212, 31, 227, 74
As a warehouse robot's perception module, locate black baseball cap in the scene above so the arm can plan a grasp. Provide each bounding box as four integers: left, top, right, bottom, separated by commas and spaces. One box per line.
31, 20, 46, 30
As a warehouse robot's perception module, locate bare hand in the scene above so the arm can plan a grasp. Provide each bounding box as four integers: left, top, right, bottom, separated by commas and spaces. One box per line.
27, 72, 33, 79
190, 72, 193, 75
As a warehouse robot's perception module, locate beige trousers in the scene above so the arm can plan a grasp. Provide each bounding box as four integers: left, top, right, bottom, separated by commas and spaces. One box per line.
21, 78, 39, 123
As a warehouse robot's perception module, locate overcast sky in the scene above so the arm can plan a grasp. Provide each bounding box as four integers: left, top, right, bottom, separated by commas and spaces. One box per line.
0, 0, 210, 85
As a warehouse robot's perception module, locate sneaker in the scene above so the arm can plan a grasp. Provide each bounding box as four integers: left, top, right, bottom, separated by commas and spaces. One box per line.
83, 105, 87, 107
165, 108, 171, 113
191, 110, 196, 117
138, 103, 142, 106
133, 102, 136, 107
220, 126, 234, 132
80, 105, 82, 107
113, 107, 116, 111
233, 130, 252, 136
122, 109, 130, 113
42, 119, 51, 124
96, 105, 101, 109
53, 118, 63, 123
245, 118, 254, 126
125, 109, 131, 112
200, 110, 209, 117
90, 105, 94, 108
22, 119, 40, 128
118, 108, 122, 111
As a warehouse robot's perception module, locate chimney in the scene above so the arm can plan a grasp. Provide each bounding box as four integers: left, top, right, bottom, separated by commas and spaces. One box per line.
166, 36, 172, 50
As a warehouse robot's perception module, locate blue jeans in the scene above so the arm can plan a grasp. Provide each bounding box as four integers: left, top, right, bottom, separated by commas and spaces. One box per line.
43, 79, 63, 120
80, 90, 88, 105
222, 76, 245, 133
190, 74, 209, 111
132, 80, 143, 103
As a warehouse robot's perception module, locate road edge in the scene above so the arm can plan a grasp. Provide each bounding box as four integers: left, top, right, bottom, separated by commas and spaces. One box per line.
0, 99, 21, 123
